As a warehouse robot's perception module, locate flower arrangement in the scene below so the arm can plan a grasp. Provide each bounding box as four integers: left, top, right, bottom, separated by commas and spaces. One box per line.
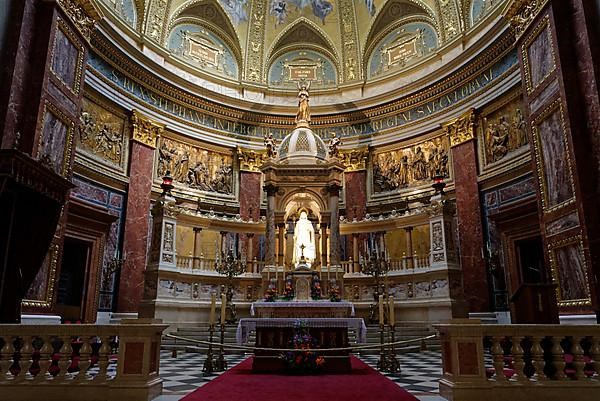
281, 320, 325, 374
281, 276, 294, 301
328, 281, 341, 302
264, 279, 277, 302
311, 274, 322, 300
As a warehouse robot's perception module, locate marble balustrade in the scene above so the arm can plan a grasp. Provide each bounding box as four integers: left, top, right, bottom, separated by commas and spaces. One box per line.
0, 320, 167, 401
435, 323, 600, 401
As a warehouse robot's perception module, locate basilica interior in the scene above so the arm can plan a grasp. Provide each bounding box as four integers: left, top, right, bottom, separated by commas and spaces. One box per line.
0, 1, 599, 401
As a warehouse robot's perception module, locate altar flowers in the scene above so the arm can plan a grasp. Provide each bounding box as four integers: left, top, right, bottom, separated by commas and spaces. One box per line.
281, 320, 325, 374
281, 276, 294, 301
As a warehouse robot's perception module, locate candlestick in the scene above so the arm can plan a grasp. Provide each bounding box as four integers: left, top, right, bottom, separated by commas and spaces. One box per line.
209, 293, 216, 326
378, 294, 384, 325
388, 296, 395, 327
220, 293, 227, 325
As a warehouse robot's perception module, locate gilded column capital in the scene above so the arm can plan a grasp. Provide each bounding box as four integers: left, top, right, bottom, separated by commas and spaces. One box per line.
131, 110, 164, 148
56, 0, 102, 42
238, 147, 266, 172
340, 148, 369, 172
445, 109, 476, 147
505, 0, 550, 39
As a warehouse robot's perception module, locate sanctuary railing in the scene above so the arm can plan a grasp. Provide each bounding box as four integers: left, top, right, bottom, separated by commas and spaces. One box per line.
435, 322, 600, 401
0, 319, 167, 401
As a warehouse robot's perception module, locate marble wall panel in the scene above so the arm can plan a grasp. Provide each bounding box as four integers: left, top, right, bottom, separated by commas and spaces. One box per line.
526, 22, 556, 92
553, 241, 589, 303
535, 106, 574, 209
38, 107, 71, 176
51, 27, 81, 92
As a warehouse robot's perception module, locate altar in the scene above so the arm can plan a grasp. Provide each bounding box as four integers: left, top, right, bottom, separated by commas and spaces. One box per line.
239, 300, 366, 373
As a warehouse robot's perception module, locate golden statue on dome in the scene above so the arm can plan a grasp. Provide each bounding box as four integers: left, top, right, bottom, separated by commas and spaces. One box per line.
295, 80, 311, 126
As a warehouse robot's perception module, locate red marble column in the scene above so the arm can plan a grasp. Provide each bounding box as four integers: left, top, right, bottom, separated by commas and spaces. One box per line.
116, 140, 155, 313
451, 138, 489, 313
344, 171, 367, 220
239, 171, 261, 260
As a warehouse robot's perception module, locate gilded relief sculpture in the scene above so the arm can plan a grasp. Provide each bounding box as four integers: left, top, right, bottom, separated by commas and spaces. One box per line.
78, 101, 125, 166
373, 137, 449, 193
158, 138, 233, 194
484, 107, 529, 163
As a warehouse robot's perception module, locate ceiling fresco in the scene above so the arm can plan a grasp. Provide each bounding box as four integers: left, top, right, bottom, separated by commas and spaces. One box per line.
95, 0, 507, 88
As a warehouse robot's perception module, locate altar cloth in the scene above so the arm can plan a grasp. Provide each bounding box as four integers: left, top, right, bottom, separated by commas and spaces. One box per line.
236, 317, 367, 344
250, 301, 355, 318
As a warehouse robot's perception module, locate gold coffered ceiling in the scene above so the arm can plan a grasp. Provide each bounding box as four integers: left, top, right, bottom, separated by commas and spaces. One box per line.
94, 0, 507, 88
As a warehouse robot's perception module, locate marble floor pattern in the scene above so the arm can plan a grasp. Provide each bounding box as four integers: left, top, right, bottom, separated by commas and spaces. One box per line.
155, 350, 444, 401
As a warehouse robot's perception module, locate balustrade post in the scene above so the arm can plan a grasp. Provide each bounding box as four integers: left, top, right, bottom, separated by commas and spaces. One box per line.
352, 233, 359, 273
94, 337, 112, 383
193, 227, 203, 269
16, 336, 33, 381
550, 337, 567, 380
511, 336, 527, 382
404, 227, 414, 268
35, 338, 53, 382
246, 234, 254, 273
530, 336, 547, 381
76, 338, 92, 382
572, 337, 586, 380
492, 336, 507, 382
591, 336, 600, 377
57, 336, 73, 381
0, 338, 15, 382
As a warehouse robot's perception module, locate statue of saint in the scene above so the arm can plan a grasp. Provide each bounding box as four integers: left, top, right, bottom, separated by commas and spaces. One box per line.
292, 211, 316, 266
295, 81, 311, 125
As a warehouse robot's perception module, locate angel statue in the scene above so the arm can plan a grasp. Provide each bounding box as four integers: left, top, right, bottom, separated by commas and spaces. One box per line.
328, 132, 341, 158
295, 80, 311, 125
264, 132, 277, 158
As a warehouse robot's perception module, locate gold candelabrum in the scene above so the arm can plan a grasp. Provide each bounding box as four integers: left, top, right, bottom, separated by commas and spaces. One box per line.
359, 249, 390, 325
215, 248, 246, 323
202, 323, 217, 375
359, 244, 401, 373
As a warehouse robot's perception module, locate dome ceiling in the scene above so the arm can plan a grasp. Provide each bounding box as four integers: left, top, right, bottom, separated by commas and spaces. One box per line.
95, 0, 506, 89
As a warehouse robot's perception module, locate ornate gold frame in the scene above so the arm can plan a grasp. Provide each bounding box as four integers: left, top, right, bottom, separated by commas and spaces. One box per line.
548, 235, 592, 307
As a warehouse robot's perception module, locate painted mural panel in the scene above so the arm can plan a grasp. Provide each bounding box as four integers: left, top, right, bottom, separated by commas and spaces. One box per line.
480, 94, 529, 166
470, 0, 501, 26
268, 49, 337, 88
368, 22, 437, 78
157, 137, 234, 195
269, 0, 335, 25
79, 97, 128, 169
552, 241, 589, 304
168, 24, 239, 79
535, 106, 574, 209
372, 135, 449, 193
220, 0, 249, 24
100, 0, 137, 27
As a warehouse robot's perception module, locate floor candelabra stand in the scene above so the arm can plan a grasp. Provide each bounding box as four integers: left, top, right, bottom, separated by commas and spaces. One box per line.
202, 324, 217, 375
215, 323, 227, 371
377, 324, 387, 371
387, 324, 401, 374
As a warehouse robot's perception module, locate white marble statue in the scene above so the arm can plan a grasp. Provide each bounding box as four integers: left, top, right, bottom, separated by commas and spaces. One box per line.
292, 211, 316, 267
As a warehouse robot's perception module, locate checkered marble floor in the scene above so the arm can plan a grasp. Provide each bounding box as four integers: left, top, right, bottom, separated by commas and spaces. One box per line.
359, 351, 442, 396
157, 350, 443, 399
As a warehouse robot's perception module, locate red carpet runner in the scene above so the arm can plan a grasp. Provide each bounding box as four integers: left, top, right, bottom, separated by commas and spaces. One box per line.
181, 356, 418, 401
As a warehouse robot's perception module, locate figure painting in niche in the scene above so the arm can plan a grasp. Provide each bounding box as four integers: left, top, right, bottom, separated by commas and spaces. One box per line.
270, 0, 333, 25
293, 211, 316, 267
